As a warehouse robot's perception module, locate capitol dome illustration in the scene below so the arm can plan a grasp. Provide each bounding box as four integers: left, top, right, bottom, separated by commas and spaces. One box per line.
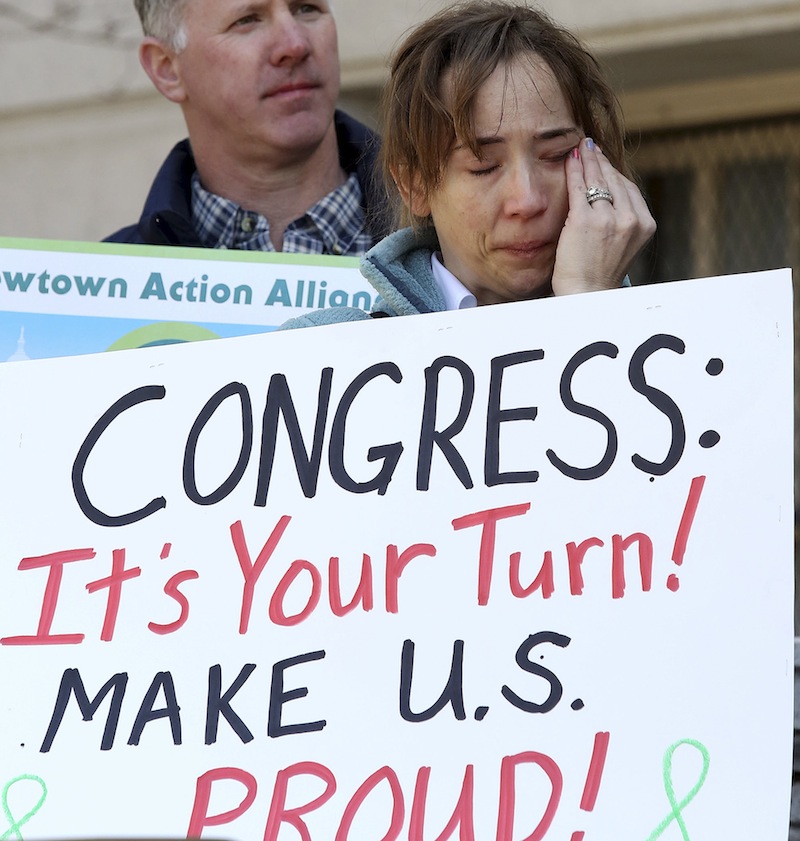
7, 327, 30, 362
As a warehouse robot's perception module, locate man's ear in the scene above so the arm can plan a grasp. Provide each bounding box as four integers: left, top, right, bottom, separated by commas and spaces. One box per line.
391, 166, 431, 219
139, 37, 187, 103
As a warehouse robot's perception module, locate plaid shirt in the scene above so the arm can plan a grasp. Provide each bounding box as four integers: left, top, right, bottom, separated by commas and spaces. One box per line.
190, 171, 372, 256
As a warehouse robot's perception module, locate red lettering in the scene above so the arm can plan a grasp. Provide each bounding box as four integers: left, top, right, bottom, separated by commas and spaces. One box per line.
452, 504, 530, 605
329, 554, 374, 616
336, 766, 404, 841
385, 544, 437, 614
185, 750, 602, 840
264, 761, 336, 841
570, 731, 611, 841
187, 766, 257, 837
148, 569, 199, 635
1, 548, 95, 645
579, 732, 610, 811
410, 765, 475, 840
611, 533, 653, 598
566, 538, 604, 596
668, 474, 706, 591
230, 516, 291, 634
509, 550, 554, 599
85, 547, 141, 641
496, 752, 562, 841
268, 560, 322, 626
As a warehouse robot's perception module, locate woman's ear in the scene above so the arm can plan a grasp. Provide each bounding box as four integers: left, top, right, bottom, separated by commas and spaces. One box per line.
391, 166, 431, 219
139, 37, 187, 104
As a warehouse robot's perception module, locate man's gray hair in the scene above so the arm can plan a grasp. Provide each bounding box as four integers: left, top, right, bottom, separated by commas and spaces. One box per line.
134, 0, 189, 51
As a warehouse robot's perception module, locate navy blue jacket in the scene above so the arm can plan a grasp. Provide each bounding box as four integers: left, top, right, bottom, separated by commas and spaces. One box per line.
105, 110, 387, 248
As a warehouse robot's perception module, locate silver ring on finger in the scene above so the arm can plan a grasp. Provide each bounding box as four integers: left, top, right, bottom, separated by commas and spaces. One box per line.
586, 185, 614, 206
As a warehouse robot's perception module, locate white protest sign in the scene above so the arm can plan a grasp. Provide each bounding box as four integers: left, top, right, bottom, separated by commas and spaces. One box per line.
0, 237, 369, 360
0, 269, 793, 840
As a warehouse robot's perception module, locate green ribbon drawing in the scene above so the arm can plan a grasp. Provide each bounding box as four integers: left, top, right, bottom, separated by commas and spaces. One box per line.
646, 739, 710, 841
1, 776, 47, 841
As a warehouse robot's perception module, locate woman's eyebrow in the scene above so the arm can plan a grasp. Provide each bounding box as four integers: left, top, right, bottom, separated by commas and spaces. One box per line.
535, 127, 581, 141
453, 126, 580, 152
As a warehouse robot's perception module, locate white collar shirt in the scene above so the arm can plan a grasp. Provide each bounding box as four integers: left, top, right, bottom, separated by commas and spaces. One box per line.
431, 251, 477, 310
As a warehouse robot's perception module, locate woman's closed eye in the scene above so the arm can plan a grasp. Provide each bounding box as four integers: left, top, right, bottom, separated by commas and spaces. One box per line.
542, 146, 578, 163
469, 164, 500, 176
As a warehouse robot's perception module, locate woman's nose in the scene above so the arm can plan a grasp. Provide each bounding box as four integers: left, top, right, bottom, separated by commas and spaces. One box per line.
504, 165, 549, 217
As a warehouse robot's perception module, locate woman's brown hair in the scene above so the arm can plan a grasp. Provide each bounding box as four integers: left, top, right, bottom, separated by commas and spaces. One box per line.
380, 0, 628, 228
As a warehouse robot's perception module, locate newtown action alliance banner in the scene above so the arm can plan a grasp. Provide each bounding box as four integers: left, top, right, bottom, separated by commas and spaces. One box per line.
0, 237, 371, 361
0, 268, 793, 840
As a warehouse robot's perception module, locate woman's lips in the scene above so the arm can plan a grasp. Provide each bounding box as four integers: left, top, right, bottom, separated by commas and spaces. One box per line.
499, 240, 552, 258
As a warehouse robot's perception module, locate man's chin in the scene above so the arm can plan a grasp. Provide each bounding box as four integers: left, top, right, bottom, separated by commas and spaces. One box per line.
262, 108, 336, 150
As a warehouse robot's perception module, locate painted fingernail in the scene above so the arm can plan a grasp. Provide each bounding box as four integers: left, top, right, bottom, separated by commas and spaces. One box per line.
571, 147, 580, 159
586, 137, 596, 150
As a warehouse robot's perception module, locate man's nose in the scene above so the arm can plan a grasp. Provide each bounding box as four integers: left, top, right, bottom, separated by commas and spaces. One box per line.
270, 8, 312, 65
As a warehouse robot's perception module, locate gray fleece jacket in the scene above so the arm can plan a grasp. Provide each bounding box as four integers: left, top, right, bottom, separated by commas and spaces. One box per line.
279, 225, 629, 330
279, 227, 444, 329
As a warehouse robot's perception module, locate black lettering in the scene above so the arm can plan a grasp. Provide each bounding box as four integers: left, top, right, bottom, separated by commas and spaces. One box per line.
546, 342, 619, 480
184, 382, 253, 505
72, 386, 166, 527
268, 650, 327, 738
205, 663, 256, 745
255, 369, 333, 506
485, 350, 544, 486
416, 356, 475, 491
501, 631, 571, 713
399, 639, 467, 722
40, 668, 128, 752
628, 334, 686, 475
127, 671, 182, 746
329, 362, 403, 495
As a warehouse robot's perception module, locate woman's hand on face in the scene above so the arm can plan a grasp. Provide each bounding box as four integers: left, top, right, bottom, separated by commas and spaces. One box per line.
550, 137, 656, 296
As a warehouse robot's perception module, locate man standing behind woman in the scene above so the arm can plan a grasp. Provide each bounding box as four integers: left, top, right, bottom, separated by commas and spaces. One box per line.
281, 0, 656, 329
107, 0, 387, 254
